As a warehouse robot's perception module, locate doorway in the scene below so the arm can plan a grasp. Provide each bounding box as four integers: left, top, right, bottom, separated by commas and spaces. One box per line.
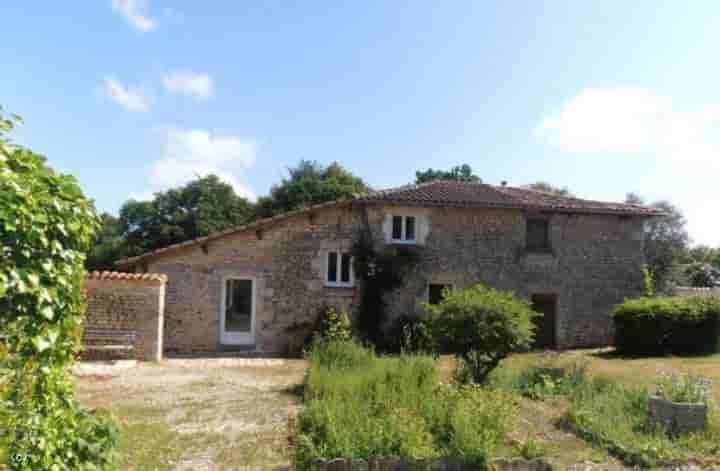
530, 293, 557, 349
220, 277, 255, 345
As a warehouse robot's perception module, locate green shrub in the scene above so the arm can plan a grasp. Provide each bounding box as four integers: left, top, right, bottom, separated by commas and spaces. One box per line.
296, 340, 518, 468
515, 437, 546, 460
286, 305, 353, 356
427, 284, 538, 384
612, 296, 720, 355
516, 363, 588, 400
314, 306, 352, 342
386, 315, 435, 355
0, 108, 117, 470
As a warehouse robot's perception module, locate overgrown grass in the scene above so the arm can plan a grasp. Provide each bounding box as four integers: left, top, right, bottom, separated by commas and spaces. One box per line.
498, 360, 720, 468
295, 340, 518, 468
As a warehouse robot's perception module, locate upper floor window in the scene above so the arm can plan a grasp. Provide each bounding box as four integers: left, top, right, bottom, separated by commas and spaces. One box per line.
526, 218, 550, 252
392, 215, 416, 243
326, 251, 353, 287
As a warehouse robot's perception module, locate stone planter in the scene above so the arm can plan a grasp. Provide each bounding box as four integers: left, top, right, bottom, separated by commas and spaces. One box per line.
648, 396, 708, 435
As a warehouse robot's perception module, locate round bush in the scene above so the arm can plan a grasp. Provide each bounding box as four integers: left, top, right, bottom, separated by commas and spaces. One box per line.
426, 284, 538, 384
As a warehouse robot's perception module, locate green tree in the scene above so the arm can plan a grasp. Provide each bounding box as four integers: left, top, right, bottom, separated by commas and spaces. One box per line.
119, 175, 256, 255
257, 160, 369, 217
415, 164, 481, 184
0, 107, 117, 469
86, 213, 126, 270
427, 285, 538, 384
523, 182, 574, 197
626, 193, 689, 292
685, 245, 720, 267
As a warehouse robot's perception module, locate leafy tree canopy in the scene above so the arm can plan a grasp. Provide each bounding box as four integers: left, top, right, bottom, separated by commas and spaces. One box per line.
86, 213, 125, 270
415, 164, 481, 184
626, 193, 689, 292
257, 160, 369, 217
523, 181, 575, 197
118, 175, 256, 257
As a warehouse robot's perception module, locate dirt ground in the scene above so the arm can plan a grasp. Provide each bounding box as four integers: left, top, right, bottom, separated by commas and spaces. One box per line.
74, 358, 307, 471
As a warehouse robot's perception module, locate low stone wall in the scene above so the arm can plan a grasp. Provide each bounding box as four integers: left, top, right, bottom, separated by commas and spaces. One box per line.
674, 287, 720, 298
307, 457, 553, 470
83, 271, 167, 361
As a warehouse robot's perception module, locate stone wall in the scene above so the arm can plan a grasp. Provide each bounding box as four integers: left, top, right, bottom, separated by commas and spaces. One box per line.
83, 272, 167, 361
674, 287, 720, 298
129, 202, 645, 354
365, 205, 645, 348
145, 204, 361, 354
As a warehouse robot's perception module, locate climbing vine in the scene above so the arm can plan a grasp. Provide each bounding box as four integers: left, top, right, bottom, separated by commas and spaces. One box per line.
0, 107, 117, 470
350, 231, 419, 346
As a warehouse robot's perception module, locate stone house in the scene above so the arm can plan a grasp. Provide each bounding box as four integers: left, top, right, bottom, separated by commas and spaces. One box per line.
116, 180, 663, 354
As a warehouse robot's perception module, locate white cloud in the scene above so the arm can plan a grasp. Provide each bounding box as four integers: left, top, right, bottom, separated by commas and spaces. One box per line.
112, 0, 158, 32
536, 85, 720, 246
128, 191, 155, 201
149, 129, 258, 200
102, 77, 152, 112
162, 71, 214, 99
536, 86, 720, 163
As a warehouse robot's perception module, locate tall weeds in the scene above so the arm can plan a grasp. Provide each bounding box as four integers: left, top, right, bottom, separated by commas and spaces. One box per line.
296, 340, 517, 468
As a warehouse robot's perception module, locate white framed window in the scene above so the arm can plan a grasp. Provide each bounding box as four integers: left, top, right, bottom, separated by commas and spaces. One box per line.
326, 251, 353, 287
391, 215, 417, 243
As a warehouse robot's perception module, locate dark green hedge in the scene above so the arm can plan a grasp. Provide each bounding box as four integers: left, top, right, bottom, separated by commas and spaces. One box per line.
612, 296, 720, 355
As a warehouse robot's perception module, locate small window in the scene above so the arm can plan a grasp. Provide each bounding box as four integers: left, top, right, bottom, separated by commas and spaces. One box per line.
391, 215, 418, 243
428, 283, 452, 305
326, 251, 353, 287
526, 218, 550, 252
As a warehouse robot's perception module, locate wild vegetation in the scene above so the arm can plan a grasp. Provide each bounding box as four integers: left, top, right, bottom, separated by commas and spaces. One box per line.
295, 340, 518, 468
490, 357, 720, 469
0, 108, 117, 470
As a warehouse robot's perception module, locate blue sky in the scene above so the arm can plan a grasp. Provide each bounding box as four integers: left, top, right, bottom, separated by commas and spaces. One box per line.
3, 1, 720, 245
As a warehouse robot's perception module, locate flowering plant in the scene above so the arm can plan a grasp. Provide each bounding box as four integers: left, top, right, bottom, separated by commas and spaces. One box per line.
655, 370, 713, 404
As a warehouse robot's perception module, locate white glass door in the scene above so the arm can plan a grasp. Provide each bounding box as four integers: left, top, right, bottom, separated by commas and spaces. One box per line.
220, 278, 255, 345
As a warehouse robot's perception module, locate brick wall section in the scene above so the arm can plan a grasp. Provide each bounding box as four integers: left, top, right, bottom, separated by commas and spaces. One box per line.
84, 272, 167, 361
133, 203, 646, 354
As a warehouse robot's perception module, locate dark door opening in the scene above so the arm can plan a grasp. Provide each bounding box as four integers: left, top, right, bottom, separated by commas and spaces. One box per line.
531, 294, 557, 349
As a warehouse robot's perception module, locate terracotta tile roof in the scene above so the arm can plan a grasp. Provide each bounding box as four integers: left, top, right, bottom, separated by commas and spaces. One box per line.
115, 199, 352, 267
116, 180, 663, 267
86, 271, 168, 283
355, 180, 665, 216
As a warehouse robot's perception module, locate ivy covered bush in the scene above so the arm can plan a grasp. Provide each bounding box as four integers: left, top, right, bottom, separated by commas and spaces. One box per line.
0, 108, 118, 470
612, 296, 720, 355
427, 284, 538, 384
